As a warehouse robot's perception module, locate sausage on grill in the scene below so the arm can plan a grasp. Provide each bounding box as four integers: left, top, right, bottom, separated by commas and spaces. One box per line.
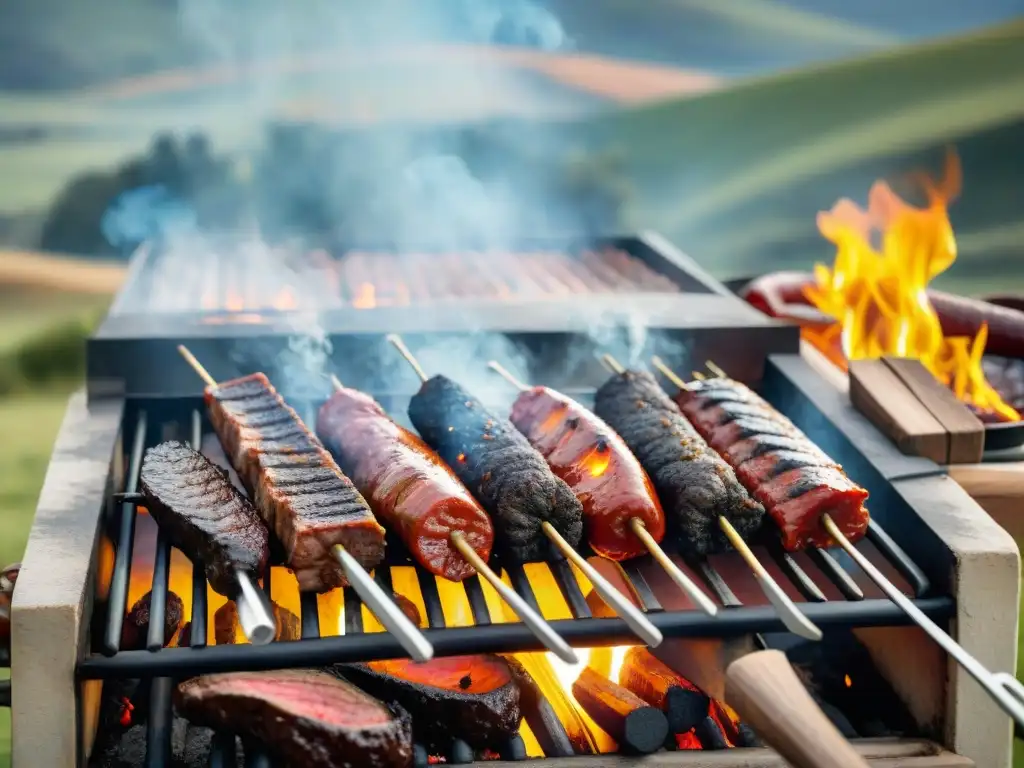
140, 440, 269, 597
317, 386, 494, 581
206, 373, 385, 592
674, 377, 869, 550
508, 386, 665, 560
408, 375, 584, 562
593, 370, 765, 554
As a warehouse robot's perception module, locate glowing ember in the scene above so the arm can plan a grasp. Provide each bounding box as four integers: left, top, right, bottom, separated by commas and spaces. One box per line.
580, 442, 612, 478
805, 151, 1020, 422
272, 287, 298, 311
353, 282, 377, 309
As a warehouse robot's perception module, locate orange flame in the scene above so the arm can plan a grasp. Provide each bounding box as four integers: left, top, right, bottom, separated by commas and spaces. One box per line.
353, 283, 377, 309
580, 443, 611, 478
805, 151, 1020, 422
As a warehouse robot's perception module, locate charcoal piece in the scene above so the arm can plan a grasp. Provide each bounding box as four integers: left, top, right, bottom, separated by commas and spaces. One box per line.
120, 590, 184, 651
88, 716, 235, 768
140, 441, 270, 596
736, 722, 761, 747
175, 669, 413, 768
408, 374, 583, 562
214, 599, 299, 645
335, 654, 521, 751
694, 715, 728, 750
594, 370, 764, 553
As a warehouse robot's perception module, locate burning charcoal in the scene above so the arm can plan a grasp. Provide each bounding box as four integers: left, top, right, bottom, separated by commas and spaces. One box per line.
694, 716, 728, 750
214, 599, 299, 645
335, 655, 521, 751
619, 647, 710, 734
88, 716, 232, 768
120, 590, 184, 651
571, 667, 669, 755
175, 670, 413, 768
0, 562, 20, 594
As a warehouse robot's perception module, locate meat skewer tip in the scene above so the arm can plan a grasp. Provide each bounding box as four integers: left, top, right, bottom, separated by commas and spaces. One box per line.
700, 359, 1024, 728
643, 355, 822, 641
177, 344, 434, 663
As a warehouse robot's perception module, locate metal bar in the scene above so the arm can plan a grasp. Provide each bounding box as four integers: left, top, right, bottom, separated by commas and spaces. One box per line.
463, 575, 491, 626
548, 559, 590, 619
191, 562, 208, 649
619, 561, 662, 613
505, 563, 541, 614
528, 698, 576, 758
765, 541, 827, 603
501, 735, 528, 761
343, 587, 364, 635
103, 413, 148, 655
77, 597, 956, 679
417, 571, 446, 629
147, 535, 172, 651
691, 559, 741, 607
300, 593, 321, 638
808, 548, 865, 601
208, 732, 236, 767
145, 678, 174, 768
867, 521, 930, 598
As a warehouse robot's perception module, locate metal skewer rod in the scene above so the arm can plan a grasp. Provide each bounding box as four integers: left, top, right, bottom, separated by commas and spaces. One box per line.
704, 361, 728, 379
822, 516, 1024, 729
643, 355, 823, 641
176, 345, 432, 660
488, 360, 717, 620
383, 336, 579, 663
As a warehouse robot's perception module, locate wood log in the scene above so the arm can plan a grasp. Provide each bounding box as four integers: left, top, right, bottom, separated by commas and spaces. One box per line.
619, 647, 710, 734
571, 666, 669, 755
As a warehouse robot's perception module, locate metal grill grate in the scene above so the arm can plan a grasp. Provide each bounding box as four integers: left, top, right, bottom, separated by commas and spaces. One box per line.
79, 400, 956, 766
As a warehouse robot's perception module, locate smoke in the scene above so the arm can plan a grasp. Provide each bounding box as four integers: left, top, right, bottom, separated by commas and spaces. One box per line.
101, 186, 198, 252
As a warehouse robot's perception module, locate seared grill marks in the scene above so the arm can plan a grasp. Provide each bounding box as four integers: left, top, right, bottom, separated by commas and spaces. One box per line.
408, 374, 584, 563
140, 441, 269, 596
206, 373, 385, 592
594, 370, 765, 554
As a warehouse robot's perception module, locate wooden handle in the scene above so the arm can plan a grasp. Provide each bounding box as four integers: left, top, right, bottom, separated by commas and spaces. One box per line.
725, 650, 869, 768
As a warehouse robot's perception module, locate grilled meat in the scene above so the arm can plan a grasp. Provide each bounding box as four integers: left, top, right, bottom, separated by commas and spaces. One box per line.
214, 599, 300, 645
408, 375, 583, 562
175, 670, 413, 768
593, 370, 765, 554
317, 387, 493, 581
336, 655, 521, 751
674, 377, 869, 550
205, 373, 385, 592
120, 590, 184, 651
140, 441, 269, 597
508, 386, 665, 560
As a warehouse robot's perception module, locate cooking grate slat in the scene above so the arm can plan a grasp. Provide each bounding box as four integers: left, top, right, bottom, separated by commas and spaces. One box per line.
84, 405, 956, 766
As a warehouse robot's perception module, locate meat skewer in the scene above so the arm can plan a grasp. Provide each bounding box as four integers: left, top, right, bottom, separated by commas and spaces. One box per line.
384, 335, 584, 662
177, 345, 434, 663
321, 373, 578, 661
139, 440, 277, 646
317, 375, 494, 582
685, 359, 1024, 730
595, 354, 822, 642
487, 360, 716, 618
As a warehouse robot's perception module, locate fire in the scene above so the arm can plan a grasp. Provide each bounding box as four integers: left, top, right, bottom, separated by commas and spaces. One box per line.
272, 287, 298, 311
580, 443, 611, 478
354, 282, 377, 309
805, 151, 1020, 421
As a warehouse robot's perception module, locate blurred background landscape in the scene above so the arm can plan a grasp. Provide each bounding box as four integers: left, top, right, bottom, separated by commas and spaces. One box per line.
2, 1, 1024, 764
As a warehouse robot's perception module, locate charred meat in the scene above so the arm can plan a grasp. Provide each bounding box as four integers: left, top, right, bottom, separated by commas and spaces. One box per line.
120, 590, 184, 651
214, 599, 300, 645
408, 375, 583, 562
594, 370, 764, 554
336, 655, 521, 751
175, 670, 413, 768
509, 386, 665, 560
675, 377, 869, 550
318, 387, 493, 581
140, 441, 269, 596
205, 373, 385, 592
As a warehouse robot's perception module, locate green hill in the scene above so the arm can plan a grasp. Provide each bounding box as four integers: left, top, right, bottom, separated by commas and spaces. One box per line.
568, 20, 1024, 289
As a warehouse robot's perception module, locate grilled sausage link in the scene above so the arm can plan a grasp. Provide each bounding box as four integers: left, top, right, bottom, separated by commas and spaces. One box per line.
408, 375, 584, 563
206, 373, 385, 592
509, 386, 665, 560
593, 370, 764, 554
674, 377, 869, 550
317, 387, 494, 581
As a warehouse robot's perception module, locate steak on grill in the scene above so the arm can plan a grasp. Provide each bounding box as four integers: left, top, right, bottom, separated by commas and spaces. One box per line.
120, 590, 184, 651
593, 370, 765, 554
205, 373, 386, 592
408, 374, 583, 562
335, 655, 521, 752
175, 670, 413, 768
140, 440, 269, 597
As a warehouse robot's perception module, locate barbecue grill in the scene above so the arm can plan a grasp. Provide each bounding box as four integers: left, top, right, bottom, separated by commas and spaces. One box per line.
6, 232, 1018, 767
